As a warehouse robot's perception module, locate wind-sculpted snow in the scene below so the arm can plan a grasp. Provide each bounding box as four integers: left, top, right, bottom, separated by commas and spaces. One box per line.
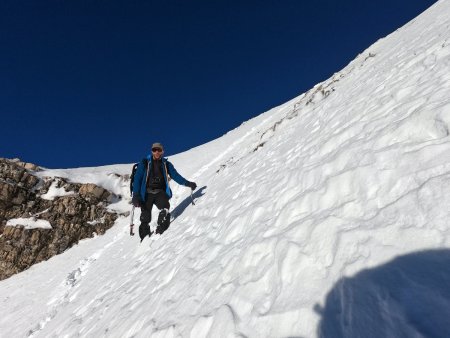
1, 1, 450, 337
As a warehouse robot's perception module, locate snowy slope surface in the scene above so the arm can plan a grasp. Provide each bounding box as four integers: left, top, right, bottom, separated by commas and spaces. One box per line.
2, 1, 450, 337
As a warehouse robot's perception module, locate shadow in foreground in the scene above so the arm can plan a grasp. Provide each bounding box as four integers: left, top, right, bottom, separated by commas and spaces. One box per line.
317, 249, 450, 338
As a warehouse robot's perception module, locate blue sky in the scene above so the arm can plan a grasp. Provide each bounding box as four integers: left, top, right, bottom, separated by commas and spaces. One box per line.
0, 0, 437, 168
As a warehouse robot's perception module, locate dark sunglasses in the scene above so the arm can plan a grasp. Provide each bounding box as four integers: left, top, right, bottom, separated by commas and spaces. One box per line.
152, 148, 163, 153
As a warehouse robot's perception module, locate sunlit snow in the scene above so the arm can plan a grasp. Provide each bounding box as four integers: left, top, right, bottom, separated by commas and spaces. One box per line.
6, 217, 52, 230
40, 180, 76, 200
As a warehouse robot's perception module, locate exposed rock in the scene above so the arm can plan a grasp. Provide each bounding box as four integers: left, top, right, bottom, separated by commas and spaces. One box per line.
0, 158, 121, 280
79, 183, 111, 202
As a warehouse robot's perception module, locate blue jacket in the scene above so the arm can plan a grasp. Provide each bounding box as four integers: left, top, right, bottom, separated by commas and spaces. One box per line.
132, 155, 188, 201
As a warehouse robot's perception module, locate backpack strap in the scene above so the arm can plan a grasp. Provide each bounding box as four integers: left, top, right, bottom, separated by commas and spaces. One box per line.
163, 160, 171, 181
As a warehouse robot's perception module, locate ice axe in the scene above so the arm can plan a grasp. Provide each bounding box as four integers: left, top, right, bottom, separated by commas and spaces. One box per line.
129, 205, 135, 236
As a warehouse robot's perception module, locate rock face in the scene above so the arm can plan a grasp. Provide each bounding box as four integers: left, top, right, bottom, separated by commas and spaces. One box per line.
0, 158, 121, 280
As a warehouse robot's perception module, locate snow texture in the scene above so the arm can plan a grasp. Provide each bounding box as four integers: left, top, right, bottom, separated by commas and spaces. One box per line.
1, 1, 450, 337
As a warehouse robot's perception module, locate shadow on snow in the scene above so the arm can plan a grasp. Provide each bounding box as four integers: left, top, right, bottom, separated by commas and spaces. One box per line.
171, 185, 207, 222
316, 249, 450, 338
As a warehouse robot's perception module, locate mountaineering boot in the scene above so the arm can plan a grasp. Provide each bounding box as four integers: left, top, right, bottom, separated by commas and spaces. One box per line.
139, 223, 152, 241
156, 208, 171, 234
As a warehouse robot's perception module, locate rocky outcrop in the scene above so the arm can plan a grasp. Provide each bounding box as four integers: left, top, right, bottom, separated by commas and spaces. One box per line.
0, 158, 122, 280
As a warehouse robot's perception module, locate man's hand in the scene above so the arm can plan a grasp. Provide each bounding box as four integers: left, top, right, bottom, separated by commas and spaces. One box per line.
186, 181, 197, 190
132, 194, 142, 208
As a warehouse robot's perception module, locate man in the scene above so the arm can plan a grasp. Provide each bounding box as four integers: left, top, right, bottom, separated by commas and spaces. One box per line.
132, 142, 197, 240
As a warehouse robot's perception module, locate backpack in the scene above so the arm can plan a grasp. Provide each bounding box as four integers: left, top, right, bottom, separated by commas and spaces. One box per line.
130, 159, 148, 196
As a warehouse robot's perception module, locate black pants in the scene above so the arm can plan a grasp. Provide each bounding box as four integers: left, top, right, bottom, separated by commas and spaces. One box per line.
139, 191, 170, 239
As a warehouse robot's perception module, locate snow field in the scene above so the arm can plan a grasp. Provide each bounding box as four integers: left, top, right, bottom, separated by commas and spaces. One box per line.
1, 1, 450, 337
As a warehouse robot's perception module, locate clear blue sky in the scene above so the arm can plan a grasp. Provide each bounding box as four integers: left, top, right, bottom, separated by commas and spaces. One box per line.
1, 0, 437, 168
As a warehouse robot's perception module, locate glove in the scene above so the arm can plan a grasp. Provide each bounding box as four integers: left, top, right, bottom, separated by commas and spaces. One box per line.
186, 181, 197, 190
132, 194, 142, 208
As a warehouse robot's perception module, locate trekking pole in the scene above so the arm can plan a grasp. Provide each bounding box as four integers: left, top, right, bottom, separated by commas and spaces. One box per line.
129, 205, 135, 236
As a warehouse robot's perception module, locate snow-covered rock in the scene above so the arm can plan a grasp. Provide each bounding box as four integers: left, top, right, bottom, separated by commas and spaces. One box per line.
0, 158, 120, 280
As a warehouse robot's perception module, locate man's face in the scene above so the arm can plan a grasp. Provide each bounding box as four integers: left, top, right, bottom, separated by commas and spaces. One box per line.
152, 147, 163, 159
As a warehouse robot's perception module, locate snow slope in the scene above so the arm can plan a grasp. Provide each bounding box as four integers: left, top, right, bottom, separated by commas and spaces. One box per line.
2, 1, 450, 337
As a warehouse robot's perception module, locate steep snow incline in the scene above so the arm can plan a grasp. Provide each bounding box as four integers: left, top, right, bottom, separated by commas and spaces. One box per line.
1, 1, 450, 337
